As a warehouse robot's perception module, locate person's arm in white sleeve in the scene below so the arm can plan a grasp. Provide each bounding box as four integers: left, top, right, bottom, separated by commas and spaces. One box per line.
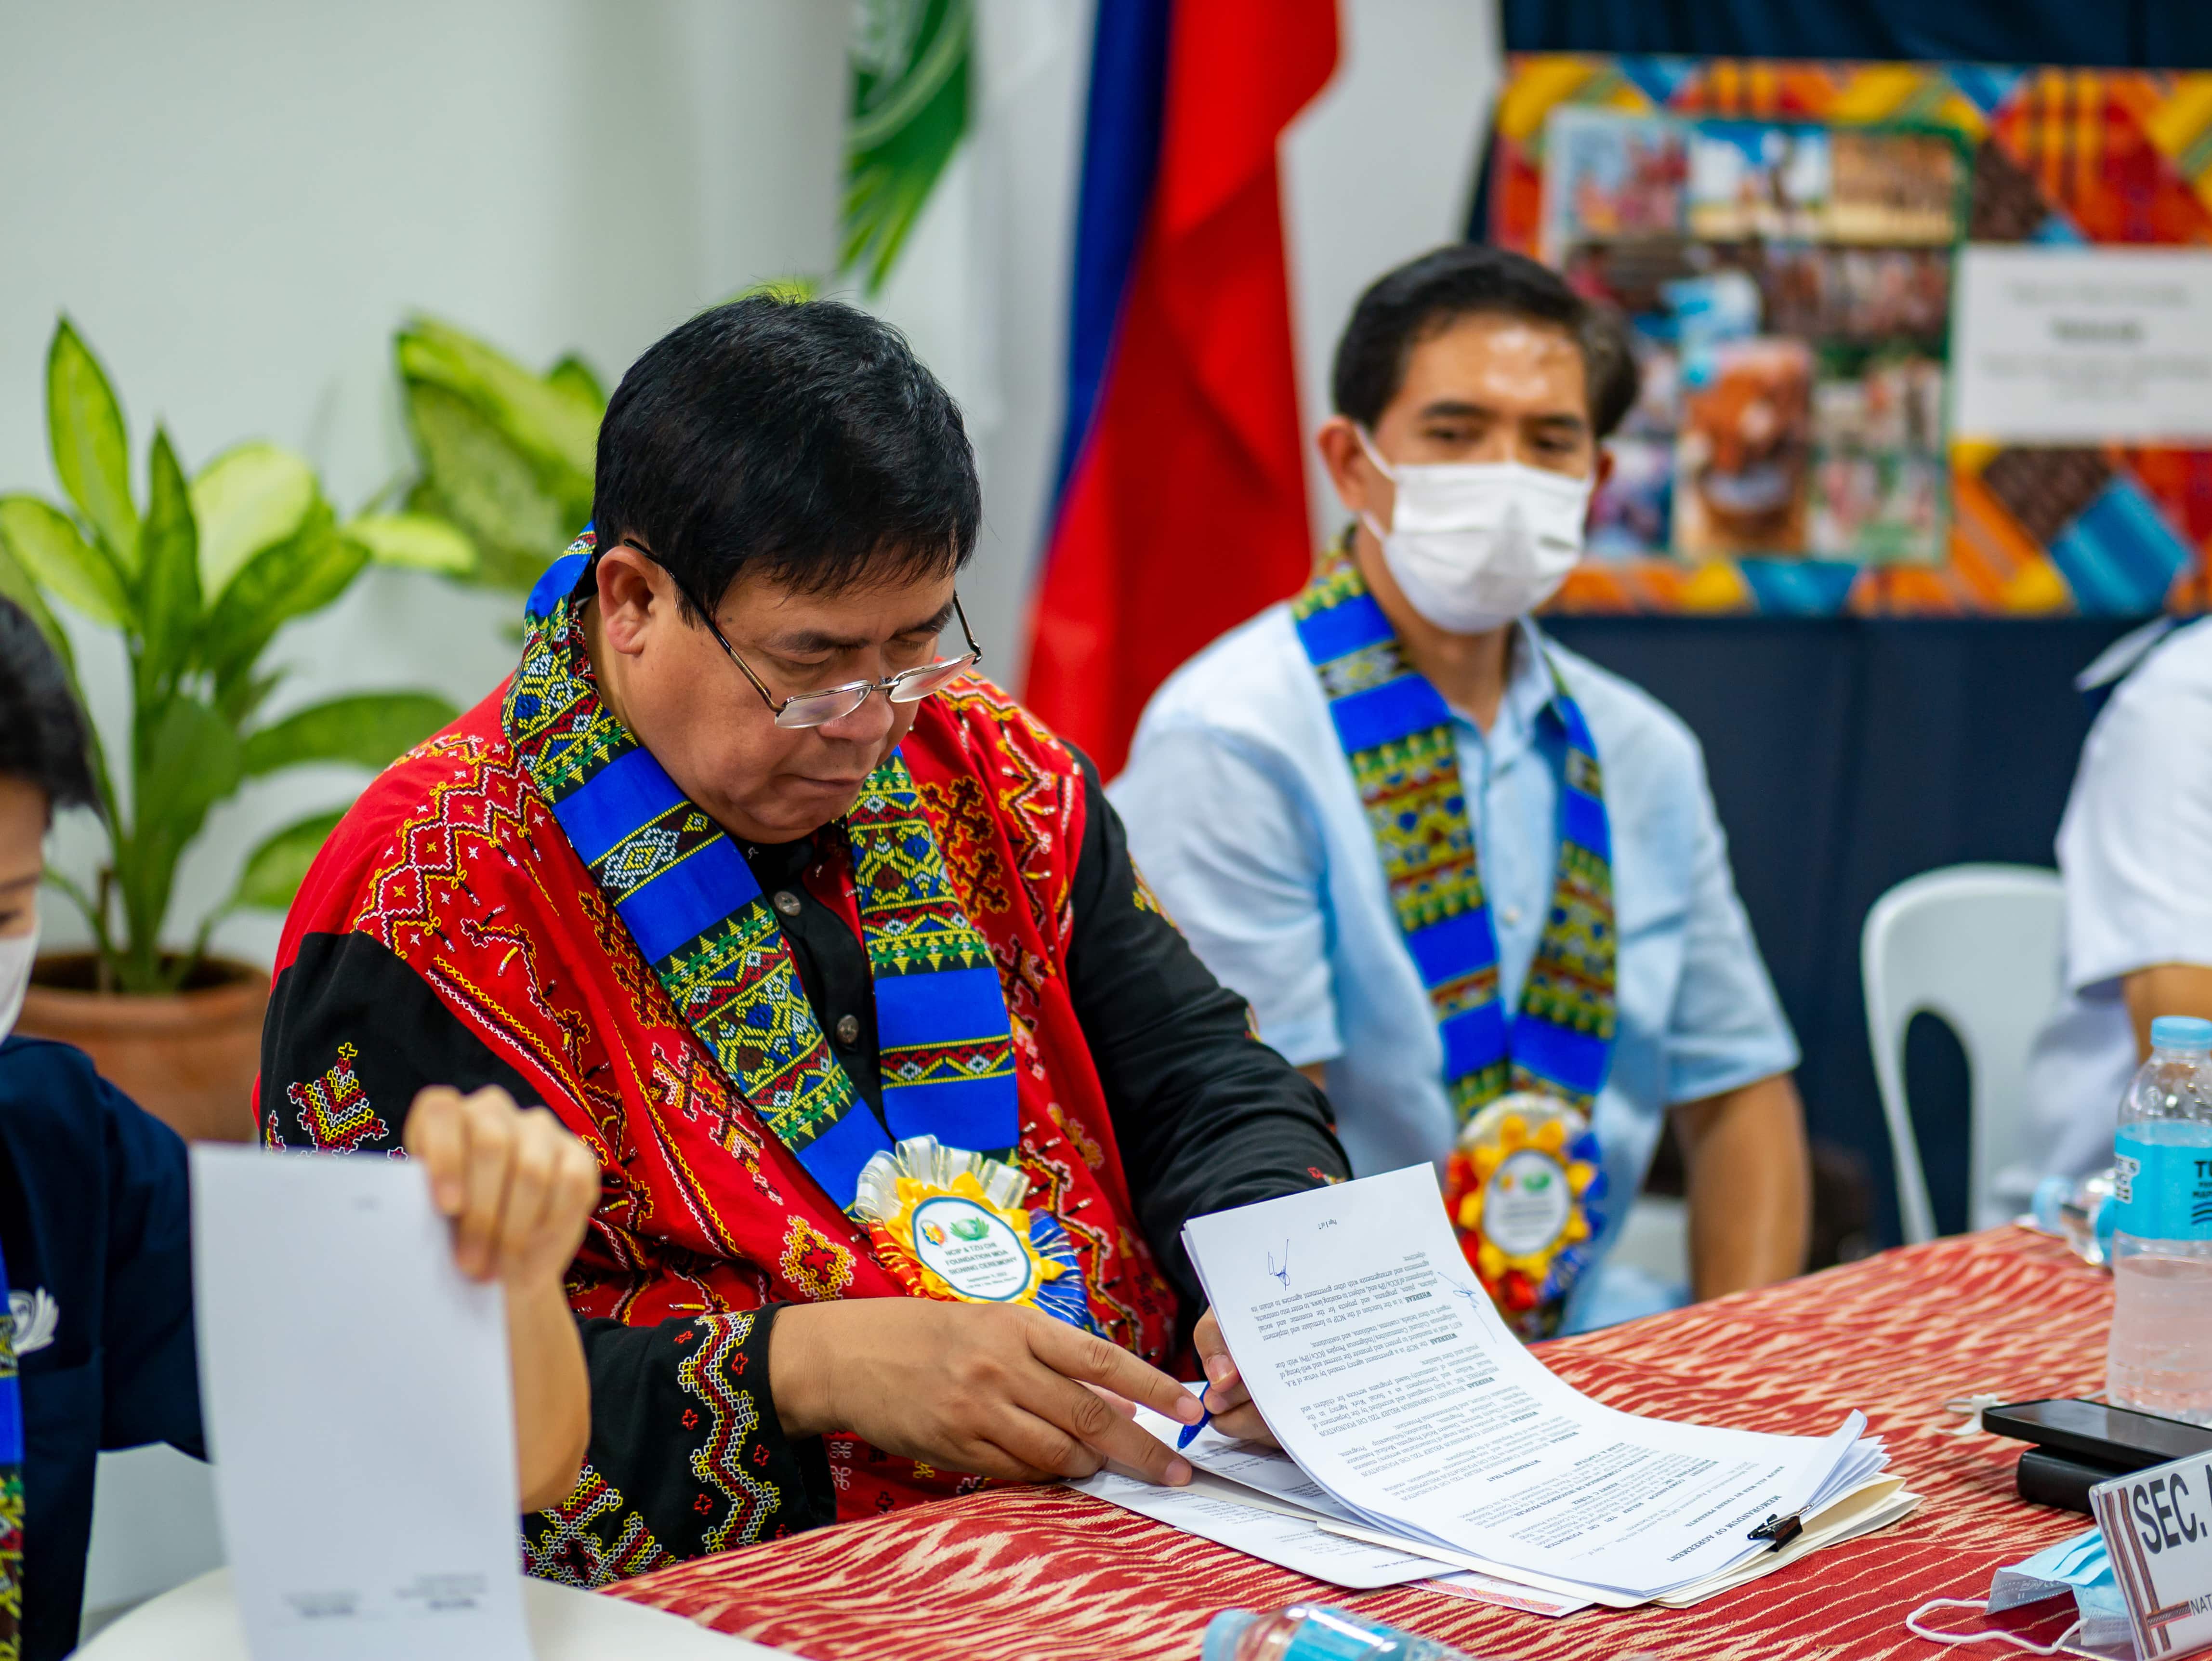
1109, 726, 1339, 1073
2059, 637, 2212, 1057
1657, 744, 1809, 1299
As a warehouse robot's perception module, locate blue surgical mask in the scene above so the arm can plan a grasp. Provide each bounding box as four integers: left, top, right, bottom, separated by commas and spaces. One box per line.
1907, 1526, 2130, 1653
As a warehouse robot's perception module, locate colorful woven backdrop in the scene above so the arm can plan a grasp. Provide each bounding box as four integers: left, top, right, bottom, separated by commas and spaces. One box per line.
1493, 55, 2212, 617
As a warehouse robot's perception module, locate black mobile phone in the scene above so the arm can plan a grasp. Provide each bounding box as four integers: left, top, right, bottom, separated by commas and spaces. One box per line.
1982, 1398, 2212, 1471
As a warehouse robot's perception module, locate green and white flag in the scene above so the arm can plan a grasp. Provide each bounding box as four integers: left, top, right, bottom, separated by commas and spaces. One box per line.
843, 0, 972, 293
836, 0, 1089, 682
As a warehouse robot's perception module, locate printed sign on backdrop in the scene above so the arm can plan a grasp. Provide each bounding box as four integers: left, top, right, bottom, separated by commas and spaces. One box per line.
1492, 54, 2212, 618
2091, 1457, 2212, 1659
1953, 248, 2212, 446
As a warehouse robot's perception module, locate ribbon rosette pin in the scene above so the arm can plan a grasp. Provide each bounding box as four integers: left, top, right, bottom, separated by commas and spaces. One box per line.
851, 1134, 1100, 1333
1442, 1092, 1607, 1338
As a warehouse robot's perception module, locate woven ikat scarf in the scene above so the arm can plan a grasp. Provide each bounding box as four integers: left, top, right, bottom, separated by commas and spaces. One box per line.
502, 535, 1020, 1212
1290, 535, 1617, 1122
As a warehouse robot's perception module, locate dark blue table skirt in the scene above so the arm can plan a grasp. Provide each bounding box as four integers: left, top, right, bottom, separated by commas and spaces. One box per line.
1542, 615, 2145, 1243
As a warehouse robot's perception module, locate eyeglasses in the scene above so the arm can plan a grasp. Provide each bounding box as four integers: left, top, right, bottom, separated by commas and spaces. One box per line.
614, 539, 982, 730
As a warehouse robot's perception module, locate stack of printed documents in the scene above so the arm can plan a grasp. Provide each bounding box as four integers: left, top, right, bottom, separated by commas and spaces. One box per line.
1077, 1165, 1914, 1613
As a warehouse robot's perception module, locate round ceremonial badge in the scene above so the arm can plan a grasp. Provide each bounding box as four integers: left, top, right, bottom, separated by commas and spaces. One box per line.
907, 1195, 1035, 1301
1442, 1092, 1608, 1340
848, 1134, 1103, 1333
1480, 1147, 1574, 1256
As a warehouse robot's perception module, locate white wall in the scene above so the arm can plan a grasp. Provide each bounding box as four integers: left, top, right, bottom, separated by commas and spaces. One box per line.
4, 0, 1500, 969
855, 0, 1095, 692
1284, 0, 1502, 537
2, 0, 847, 966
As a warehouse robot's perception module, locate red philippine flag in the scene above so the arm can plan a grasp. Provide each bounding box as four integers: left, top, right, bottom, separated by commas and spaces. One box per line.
1026, 0, 1339, 776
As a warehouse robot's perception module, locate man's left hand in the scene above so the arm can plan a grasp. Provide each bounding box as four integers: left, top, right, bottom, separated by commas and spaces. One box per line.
1193, 1307, 1277, 1446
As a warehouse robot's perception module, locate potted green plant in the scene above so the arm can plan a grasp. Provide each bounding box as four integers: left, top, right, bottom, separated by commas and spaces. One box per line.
0, 318, 470, 1139
393, 314, 604, 594
388, 283, 815, 594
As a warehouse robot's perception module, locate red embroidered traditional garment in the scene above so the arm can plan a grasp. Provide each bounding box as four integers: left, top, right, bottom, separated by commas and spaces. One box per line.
259, 673, 1214, 1578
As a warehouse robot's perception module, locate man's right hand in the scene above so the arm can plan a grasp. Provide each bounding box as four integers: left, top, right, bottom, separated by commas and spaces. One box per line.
767, 1298, 1200, 1486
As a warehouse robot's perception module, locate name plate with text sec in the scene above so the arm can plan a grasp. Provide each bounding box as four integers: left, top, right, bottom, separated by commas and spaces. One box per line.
2092, 1454, 2212, 1659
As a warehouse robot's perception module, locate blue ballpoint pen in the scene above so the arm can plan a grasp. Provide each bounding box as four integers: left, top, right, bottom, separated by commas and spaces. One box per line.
1177, 1401, 1213, 1449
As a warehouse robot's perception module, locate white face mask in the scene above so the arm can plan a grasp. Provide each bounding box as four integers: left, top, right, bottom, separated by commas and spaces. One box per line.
0, 921, 35, 1044
1356, 429, 1593, 635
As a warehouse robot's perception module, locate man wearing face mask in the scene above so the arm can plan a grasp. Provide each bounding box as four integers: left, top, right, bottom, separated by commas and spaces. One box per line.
1115, 245, 1809, 1338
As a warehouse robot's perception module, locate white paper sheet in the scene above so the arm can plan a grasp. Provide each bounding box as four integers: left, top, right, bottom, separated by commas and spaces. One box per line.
1153, 1419, 1640, 1608
1651, 1479, 1919, 1608
190, 1147, 532, 1661
1089, 1403, 1594, 1613
1072, 1467, 1446, 1588
1181, 1165, 1873, 1600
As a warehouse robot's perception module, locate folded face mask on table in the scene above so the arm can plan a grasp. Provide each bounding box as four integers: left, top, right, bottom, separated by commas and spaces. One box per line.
1907, 1527, 2131, 1654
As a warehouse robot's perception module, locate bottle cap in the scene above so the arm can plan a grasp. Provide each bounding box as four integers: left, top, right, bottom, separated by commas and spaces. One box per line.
2151, 1015, 2212, 1052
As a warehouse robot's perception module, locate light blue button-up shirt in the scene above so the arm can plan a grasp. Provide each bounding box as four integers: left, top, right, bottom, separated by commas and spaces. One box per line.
1111, 606, 1799, 1333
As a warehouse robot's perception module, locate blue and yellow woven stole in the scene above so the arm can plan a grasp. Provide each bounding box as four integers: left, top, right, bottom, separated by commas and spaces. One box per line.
502, 538, 1019, 1212
0, 1233, 22, 1661
1290, 540, 1617, 1122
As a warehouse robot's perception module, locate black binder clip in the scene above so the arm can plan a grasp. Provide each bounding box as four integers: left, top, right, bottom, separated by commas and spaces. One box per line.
1748, 1512, 1804, 1553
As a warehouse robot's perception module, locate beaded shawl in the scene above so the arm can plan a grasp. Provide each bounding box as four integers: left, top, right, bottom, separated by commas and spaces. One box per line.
502, 538, 1023, 1212
1289, 537, 1617, 1120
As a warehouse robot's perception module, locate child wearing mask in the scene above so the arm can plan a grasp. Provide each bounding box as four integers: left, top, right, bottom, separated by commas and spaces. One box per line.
0, 597, 601, 1661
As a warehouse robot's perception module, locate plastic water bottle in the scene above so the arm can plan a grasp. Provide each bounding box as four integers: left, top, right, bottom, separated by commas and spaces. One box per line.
2107, 1016, 2212, 1423
2032, 1168, 2118, 1266
1202, 1606, 1482, 1661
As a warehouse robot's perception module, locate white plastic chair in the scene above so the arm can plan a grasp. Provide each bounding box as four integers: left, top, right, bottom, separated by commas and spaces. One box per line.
1861, 864, 2066, 1243
79, 1447, 224, 1641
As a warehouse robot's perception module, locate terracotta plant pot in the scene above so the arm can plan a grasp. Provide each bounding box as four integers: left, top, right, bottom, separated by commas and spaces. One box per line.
16, 952, 268, 1142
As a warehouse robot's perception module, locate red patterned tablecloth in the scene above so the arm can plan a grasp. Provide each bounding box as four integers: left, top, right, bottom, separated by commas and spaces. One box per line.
612, 1227, 2108, 1660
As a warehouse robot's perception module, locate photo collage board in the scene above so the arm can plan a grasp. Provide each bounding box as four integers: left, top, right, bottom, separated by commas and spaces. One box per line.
1492, 56, 2212, 616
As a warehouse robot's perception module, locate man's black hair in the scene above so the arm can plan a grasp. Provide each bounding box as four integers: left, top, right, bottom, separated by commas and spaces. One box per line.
1331, 244, 1639, 440
591, 293, 982, 615
0, 599, 98, 815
